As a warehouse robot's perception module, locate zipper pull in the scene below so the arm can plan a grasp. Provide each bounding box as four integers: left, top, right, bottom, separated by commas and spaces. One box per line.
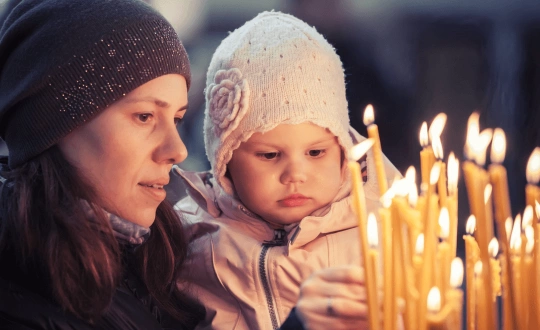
263, 229, 288, 246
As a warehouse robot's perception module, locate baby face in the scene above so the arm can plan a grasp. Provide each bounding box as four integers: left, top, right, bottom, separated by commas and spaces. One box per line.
227, 122, 343, 227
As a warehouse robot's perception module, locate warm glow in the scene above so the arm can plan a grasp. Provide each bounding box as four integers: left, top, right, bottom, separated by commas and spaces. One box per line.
523, 205, 533, 228
432, 135, 444, 160
484, 184, 492, 204
427, 287, 441, 313
505, 217, 513, 242
466, 215, 476, 235
415, 233, 425, 255
450, 258, 464, 288
488, 238, 499, 258
380, 189, 394, 208
428, 113, 447, 141
510, 214, 522, 252
525, 225, 534, 254
350, 139, 375, 161
447, 152, 459, 196
473, 129, 493, 166
408, 182, 418, 208
367, 213, 379, 248
393, 178, 410, 198
465, 112, 480, 160
490, 128, 506, 164
526, 147, 540, 185
536, 201, 540, 219
474, 261, 483, 277
438, 207, 450, 239
430, 162, 441, 185
405, 166, 416, 185
363, 104, 375, 126
419, 122, 429, 148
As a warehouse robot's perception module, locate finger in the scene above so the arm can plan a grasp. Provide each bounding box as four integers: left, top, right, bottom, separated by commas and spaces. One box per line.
309, 265, 365, 284
297, 296, 369, 319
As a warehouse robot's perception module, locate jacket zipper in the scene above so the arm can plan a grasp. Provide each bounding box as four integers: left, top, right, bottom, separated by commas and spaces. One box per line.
259, 229, 287, 330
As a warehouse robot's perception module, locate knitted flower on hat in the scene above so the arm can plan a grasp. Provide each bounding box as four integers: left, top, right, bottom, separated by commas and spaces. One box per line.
204, 11, 353, 196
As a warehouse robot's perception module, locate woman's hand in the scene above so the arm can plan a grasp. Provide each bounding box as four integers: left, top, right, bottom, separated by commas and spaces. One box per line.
295, 265, 368, 330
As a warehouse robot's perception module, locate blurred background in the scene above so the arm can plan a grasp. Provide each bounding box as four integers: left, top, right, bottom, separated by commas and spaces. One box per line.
1, 0, 540, 255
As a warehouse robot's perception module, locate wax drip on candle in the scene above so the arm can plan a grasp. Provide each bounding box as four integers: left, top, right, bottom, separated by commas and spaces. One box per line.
523, 205, 533, 228
432, 136, 444, 161
466, 215, 476, 235
416, 233, 425, 256
450, 258, 464, 288
367, 213, 378, 248
428, 113, 447, 143
484, 184, 493, 204
491, 128, 506, 165
447, 152, 459, 196
439, 207, 450, 240
526, 147, 540, 185
420, 122, 429, 148
510, 214, 522, 252
427, 287, 442, 313
350, 138, 375, 162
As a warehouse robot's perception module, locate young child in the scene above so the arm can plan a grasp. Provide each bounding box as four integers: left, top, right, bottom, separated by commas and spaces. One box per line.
175, 11, 399, 329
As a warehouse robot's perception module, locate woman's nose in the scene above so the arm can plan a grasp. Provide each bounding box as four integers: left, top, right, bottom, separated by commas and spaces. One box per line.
156, 124, 188, 164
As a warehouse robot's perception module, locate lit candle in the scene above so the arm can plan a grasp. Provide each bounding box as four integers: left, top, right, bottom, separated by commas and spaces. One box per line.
426, 287, 444, 330
526, 148, 540, 209
488, 238, 501, 301
419, 121, 435, 190
348, 139, 379, 330
414, 233, 425, 291
524, 223, 535, 330
474, 261, 487, 330
464, 215, 479, 330
447, 152, 459, 259
436, 207, 451, 303
418, 164, 441, 330
364, 104, 388, 195
447, 258, 465, 330
510, 214, 524, 330
367, 213, 382, 330
432, 136, 447, 208
379, 194, 396, 330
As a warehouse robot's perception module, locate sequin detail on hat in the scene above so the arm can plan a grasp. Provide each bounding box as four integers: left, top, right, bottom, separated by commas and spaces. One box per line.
207, 68, 250, 141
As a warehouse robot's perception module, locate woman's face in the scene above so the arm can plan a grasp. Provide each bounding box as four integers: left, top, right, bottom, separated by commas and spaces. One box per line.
59, 74, 188, 227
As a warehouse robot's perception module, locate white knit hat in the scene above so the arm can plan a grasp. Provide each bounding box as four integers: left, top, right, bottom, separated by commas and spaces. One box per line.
204, 11, 353, 196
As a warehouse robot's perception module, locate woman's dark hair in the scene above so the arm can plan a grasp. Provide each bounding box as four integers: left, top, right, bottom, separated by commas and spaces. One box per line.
0, 146, 203, 326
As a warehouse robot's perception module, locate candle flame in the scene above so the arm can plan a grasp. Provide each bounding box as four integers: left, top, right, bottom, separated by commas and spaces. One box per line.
367, 213, 378, 248
427, 287, 441, 313
428, 113, 447, 141
430, 163, 441, 185
432, 135, 444, 161
447, 152, 459, 196
474, 261, 483, 276
488, 237, 499, 258
523, 205, 534, 228
465, 112, 480, 160
525, 225, 534, 248
350, 139, 375, 161
363, 104, 375, 126
505, 217, 513, 242
415, 233, 424, 255
439, 207, 450, 239
510, 214, 522, 251
466, 215, 476, 235
536, 201, 540, 219
408, 182, 418, 208
450, 258, 464, 288
526, 147, 540, 185
419, 122, 429, 148
405, 166, 416, 185
473, 129, 493, 166
484, 184, 492, 204
490, 128, 506, 164
393, 178, 410, 198
380, 189, 394, 208
526, 240, 534, 255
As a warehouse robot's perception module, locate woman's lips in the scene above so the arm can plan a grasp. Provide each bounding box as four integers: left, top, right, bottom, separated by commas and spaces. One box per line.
280, 194, 310, 207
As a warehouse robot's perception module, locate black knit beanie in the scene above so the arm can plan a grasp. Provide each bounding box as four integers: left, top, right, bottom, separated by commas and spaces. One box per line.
0, 0, 191, 168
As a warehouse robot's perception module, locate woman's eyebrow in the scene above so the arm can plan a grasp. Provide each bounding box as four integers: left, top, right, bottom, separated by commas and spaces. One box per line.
125, 97, 188, 111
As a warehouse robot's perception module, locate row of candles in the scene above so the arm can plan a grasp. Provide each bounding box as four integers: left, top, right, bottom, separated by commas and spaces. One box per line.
348, 105, 540, 330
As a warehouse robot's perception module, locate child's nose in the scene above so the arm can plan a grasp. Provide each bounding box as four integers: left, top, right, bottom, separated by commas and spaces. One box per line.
280, 159, 307, 184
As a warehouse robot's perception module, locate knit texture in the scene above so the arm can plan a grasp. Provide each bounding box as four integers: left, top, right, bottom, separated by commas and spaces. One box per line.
0, 0, 190, 168
204, 11, 353, 196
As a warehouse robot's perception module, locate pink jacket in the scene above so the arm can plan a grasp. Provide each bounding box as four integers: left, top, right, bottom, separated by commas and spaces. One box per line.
175, 132, 400, 330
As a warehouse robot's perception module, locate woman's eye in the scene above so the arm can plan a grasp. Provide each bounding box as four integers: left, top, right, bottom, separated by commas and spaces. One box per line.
308, 149, 325, 157
258, 152, 279, 160
137, 113, 152, 122
174, 117, 184, 126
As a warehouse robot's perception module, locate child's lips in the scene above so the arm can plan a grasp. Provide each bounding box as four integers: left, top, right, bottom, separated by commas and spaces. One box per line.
280, 194, 310, 207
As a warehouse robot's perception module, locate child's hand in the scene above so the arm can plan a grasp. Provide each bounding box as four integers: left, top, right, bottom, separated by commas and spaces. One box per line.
295, 265, 368, 330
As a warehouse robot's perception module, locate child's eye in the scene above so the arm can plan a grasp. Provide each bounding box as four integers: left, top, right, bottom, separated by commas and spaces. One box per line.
308, 149, 325, 157
257, 152, 279, 160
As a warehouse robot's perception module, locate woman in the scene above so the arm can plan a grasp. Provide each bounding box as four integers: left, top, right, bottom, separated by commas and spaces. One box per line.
0, 0, 204, 328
